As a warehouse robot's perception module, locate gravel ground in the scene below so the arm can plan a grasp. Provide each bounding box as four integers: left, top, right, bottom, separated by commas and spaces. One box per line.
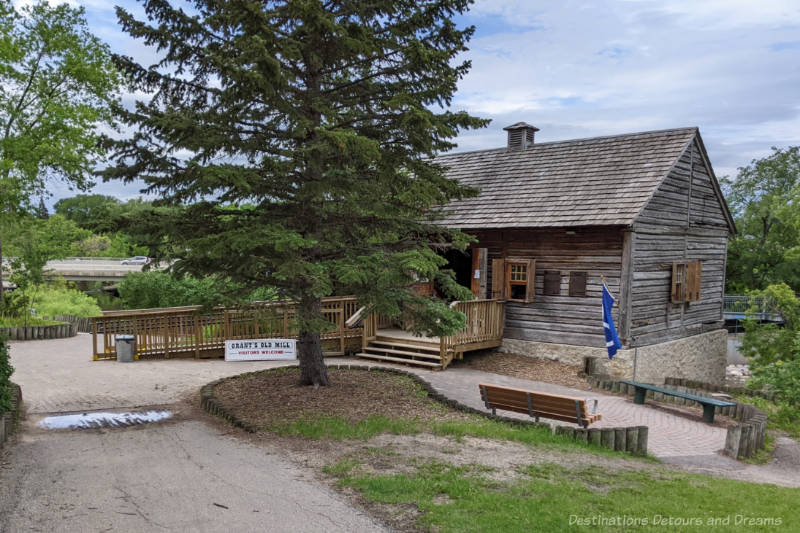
450, 350, 591, 390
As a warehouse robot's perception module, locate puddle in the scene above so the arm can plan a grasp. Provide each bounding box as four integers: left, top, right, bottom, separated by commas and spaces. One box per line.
40, 410, 172, 430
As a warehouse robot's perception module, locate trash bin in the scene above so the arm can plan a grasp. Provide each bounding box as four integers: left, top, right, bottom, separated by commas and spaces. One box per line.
116, 335, 136, 363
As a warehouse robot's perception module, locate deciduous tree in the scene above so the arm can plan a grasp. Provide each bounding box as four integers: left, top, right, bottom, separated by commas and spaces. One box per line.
0, 0, 121, 305
722, 147, 800, 292
104, 0, 486, 386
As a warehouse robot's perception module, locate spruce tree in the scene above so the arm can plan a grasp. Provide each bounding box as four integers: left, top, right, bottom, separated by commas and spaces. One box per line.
104, 0, 486, 386
36, 197, 48, 219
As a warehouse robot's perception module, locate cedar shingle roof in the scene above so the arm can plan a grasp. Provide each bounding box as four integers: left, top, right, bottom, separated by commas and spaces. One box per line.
436, 127, 698, 229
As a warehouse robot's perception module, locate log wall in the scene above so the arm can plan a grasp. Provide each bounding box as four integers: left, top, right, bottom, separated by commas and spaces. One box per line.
470, 227, 624, 348
629, 139, 730, 346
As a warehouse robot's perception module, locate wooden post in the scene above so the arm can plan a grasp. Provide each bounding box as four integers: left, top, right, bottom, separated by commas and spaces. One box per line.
163, 314, 170, 359
194, 313, 200, 359
92, 319, 98, 361
339, 303, 345, 355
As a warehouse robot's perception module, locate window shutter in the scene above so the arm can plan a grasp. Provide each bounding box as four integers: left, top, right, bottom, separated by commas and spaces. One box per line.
569, 271, 587, 297
687, 261, 702, 302
491, 258, 506, 299
671, 262, 689, 303
524, 259, 536, 303
544, 271, 561, 296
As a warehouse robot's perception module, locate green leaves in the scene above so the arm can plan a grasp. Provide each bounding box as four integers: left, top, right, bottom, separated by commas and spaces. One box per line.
0, 335, 13, 414
723, 147, 800, 292
0, 0, 121, 206
105, 0, 487, 339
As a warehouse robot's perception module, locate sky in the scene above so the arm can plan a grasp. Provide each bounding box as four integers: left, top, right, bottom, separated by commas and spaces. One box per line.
23, 0, 800, 207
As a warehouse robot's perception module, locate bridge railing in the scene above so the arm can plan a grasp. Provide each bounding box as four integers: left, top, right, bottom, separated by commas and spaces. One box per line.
724, 295, 767, 314
723, 295, 783, 322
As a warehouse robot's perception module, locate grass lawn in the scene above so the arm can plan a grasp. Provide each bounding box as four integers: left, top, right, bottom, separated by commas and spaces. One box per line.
328, 460, 797, 532
212, 367, 800, 532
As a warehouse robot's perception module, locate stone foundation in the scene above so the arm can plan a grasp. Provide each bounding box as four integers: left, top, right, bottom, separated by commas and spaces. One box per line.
497, 329, 728, 384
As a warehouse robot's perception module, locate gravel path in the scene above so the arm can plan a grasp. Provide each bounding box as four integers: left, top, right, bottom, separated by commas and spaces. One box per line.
1, 336, 386, 532
9, 334, 296, 413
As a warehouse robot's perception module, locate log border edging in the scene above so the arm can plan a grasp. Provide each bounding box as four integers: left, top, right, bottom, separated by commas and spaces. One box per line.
0, 383, 23, 449
200, 363, 649, 456
585, 375, 767, 459
0, 323, 76, 341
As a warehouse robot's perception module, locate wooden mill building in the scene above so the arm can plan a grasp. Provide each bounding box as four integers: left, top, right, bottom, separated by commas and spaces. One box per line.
433, 123, 735, 383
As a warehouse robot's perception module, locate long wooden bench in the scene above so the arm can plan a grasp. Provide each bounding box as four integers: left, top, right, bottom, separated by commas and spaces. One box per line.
619, 380, 735, 424
478, 383, 601, 428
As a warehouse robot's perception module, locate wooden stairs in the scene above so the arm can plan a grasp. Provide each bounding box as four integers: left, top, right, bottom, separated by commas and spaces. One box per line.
356, 334, 446, 370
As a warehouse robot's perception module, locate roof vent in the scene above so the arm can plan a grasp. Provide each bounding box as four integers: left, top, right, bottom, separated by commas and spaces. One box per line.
503, 122, 539, 151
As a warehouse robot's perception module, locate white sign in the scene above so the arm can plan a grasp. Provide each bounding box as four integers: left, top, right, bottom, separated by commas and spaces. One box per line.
225, 339, 297, 361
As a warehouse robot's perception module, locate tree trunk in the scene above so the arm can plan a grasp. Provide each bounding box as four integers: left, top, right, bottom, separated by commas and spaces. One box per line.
296, 295, 330, 386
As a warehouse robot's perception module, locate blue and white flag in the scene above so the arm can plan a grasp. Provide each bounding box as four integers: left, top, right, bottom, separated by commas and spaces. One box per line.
602, 282, 622, 359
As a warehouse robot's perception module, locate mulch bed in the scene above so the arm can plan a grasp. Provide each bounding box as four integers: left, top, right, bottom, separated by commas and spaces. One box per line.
451, 351, 591, 390
212, 367, 472, 430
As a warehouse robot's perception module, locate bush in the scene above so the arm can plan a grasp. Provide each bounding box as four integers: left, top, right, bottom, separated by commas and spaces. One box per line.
119, 272, 225, 309
740, 283, 800, 367
0, 336, 14, 414
742, 283, 800, 413
749, 331, 800, 409
119, 271, 277, 310
0, 316, 64, 327
34, 285, 103, 318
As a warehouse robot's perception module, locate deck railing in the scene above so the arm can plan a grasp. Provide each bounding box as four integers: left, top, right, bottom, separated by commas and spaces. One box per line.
440, 299, 505, 360
92, 297, 361, 360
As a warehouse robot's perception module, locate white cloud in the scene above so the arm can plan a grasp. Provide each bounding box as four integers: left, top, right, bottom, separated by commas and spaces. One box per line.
35, 0, 800, 204
447, 0, 800, 183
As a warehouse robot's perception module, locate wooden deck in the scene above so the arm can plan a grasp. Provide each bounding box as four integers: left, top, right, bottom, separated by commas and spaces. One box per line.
91, 297, 361, 361
91, 297, 505, 370
357, 299, 505, 370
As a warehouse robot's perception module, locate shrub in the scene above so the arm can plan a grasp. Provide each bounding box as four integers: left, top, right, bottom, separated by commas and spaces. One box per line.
0, 336, 14, 414
740, 283, 800, 367
34, 285, 103, 318
119, 271, 276, 310
119, 272, 226, 309
742, 283, 800, 413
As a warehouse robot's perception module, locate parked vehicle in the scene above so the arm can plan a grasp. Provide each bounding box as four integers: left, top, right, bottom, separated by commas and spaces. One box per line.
121, 256, 151, 265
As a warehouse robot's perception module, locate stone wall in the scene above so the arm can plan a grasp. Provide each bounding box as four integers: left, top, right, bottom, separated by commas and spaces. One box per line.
498, 329, 727, 385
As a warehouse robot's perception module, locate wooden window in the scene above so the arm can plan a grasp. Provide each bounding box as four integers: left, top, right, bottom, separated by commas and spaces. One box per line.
491, 258, 535, 302
569, 271, 587, 297
544, 271, 561, 296
671, 261, 702, 302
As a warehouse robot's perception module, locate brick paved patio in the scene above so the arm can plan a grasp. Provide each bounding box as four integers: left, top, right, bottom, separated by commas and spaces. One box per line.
334, 360, 728, 460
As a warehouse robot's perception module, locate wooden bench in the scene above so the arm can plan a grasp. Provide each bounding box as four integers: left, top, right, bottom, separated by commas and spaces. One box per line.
619, 380, 735, 424
479, 383, 601, 428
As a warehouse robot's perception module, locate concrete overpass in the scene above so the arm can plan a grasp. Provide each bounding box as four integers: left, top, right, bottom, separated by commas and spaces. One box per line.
40, 258, 167, 282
